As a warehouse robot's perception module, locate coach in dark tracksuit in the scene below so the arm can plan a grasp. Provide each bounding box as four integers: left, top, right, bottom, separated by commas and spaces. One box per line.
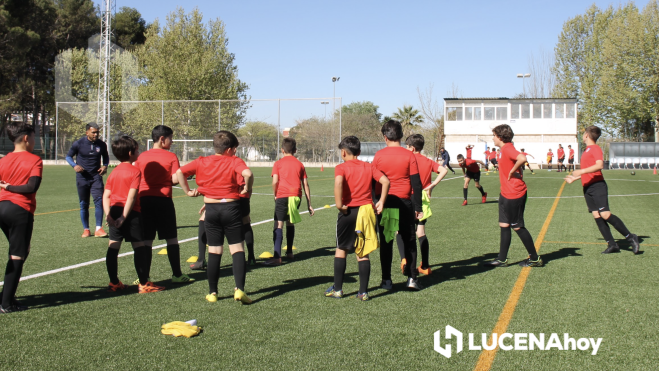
440, 148, 455, 174
65, 123, 109, 238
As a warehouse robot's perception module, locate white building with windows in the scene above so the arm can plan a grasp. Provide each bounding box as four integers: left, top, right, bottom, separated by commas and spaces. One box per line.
443, 98, 579, 167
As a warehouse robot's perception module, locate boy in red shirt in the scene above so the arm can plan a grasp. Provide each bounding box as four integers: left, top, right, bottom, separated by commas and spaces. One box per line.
565, 126, 640, 254
494, 149, 501, 171
546, 149, 554, 171
263, 138, 314, 266
177, 131, 254, 303
457, 154, 487, 206
567, 145, 575, 172
465, 144, 474, 159
483, 147, 491, 169
557, 144, 565, 172
519, 148, 535, 175
0, 123, 42, 313
484, 125, 542, 267
372, 121, 423, 290
325, 136, 390, 300
134, 125, 193, 284
103, 136, 164, 294
236, 157, 256, 266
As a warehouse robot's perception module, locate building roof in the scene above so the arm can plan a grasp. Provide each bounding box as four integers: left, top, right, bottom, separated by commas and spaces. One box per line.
444, 97, 576, 101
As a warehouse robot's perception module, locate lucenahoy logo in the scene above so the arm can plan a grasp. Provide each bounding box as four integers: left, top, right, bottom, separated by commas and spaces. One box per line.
434, 325, 603, 358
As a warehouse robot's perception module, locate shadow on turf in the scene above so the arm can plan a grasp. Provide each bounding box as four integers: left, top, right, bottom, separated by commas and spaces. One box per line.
599, 235, 649, 255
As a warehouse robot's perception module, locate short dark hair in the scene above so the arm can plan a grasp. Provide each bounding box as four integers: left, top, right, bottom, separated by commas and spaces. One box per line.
282, 137, 297, 154
405, 134, 424, 152
213, 130, 239, 154
6, 123, 35, 143
585, 125, 601, 142
492, 124, 514, 143
568, 145, 571, 147
112, 136, 139, 162
456, 154, 465, 161
338, 136, 361, 156
151, 125, 173, 142
86, 123, 99, 131
381, 120, 403, 141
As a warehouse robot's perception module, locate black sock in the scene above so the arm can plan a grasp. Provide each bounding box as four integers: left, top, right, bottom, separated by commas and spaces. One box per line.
463, 188, 468, 200
333, 257, 346, 291
232, 252, 246, 291
286, 225, 295, 254
395, 233, 406, 260
167, 244, 182, 277
477, 185, 485, 196
207, 253, 222, 294
595, 218, 615, 244
146, 247, 153, 279
243, 224, 255, 260
379, 230, 393, 281
404, 238, 418, 279
515, 227, 538, 260
605, 214, 631, 238
273, 228, 283, 258
498, 226, 512, 261
358, 260, 370, 294
198, 220, 207, 261
2, 259, 24, 308
133, 246, 148, 285
418, 235, 429, 269
106, 248, 120, 284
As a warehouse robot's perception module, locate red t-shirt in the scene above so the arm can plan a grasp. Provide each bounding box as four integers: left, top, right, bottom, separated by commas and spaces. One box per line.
0, 151, 43, 214
488, 151, 497, 160
372, 146, 419, 199
106, 163, 141, 212
547, 152, 554, 159
335, 159, 384, 207
271, 156, 307, 198
569, 149, 575, 159
461, 159, 480, 173
557, 148, 565, 159
466, 147, 472, 159
496, 151, 501, 160
580, 145, 605, 187
180, 155, 248, 199
484, 150, 490, 159
414, 153, 440, 189
498, 143, 527, 199
134, 149, 180, 198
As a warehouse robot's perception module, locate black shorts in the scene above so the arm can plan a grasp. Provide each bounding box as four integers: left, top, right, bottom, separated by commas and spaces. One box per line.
568, 158, 574, 164
491, 159, 498, 166
274, 197, 301, 222
0, 201, 34, 258
336, 206, 361, 250
498, 193, 527, 229
240, 197, 251, 218
376, 196, 416, 244
204, 202, 243, 246
140, 196, 177, 241
558, 157, 565, 163
108, 207, 144, 243
465, 170, 481, 182
583, 181, 609, 213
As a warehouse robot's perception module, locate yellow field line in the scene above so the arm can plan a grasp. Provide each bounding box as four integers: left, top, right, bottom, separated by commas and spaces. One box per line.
474, 181, 567, 371
544, 240, 659, 247
35, 208, 82, 216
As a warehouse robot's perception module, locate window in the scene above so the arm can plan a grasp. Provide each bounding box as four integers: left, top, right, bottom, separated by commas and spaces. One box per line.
533, 104, 542, 118
474, 107, 482, 120
555, 104, 564, 119
566, 103, 576, 118
484, 107, 495, 120
465, 107, 473, 120
456, 107, 463, 120
521, 104, 530, 119
496, 107, 507, 120
511, 104, 520, 119
543, 103, 552, 119
447, 107, 458, 121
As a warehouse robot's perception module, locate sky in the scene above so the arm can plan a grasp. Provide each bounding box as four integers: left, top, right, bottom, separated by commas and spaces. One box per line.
97, 0, 651, 122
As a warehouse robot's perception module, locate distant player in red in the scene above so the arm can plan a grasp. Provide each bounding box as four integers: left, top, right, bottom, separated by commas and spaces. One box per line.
519, 148, 535, 174
325, 136, 390, 300
484, 124, 542, 267
457, 155, 487, 206
465, 144, 474, 159
494, 149, 501, 171
177, 131, 254, 304
546, 149, 554, 171
565, 126, 640, 254
557, 144, 565, 172
567, 145, 575, 172
372, 120, 423, 290
103, 136, 165, 294
134, 125, 193, 284
264, 138, 314, 266
483, 147, 491, 169
0, 123, 42, 313
488, 149, 498, 171
236, 154, 256, 266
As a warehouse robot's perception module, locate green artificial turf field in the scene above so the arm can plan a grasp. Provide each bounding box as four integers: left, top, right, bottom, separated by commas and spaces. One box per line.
0, 166, 657, 370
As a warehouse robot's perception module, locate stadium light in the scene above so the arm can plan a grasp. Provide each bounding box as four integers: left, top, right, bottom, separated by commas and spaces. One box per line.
517, 73, 531, 97
332, 77, 340, 164
321, 101, 329, 119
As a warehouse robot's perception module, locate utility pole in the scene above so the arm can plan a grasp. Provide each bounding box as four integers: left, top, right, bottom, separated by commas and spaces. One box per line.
97, 0, 115, 140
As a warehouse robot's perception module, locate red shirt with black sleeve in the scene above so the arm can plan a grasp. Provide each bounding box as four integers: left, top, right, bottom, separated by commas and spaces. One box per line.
569, 149, 575, 159
414, 153, 440, 189
461, 159, 480, 173
580, 145, 605, 187
0, 151, 43, 214
134, 148, 180, 198
105, 162, 142, 212
180, 155, 248, 199
557, 148, 565, 159
335, 159, 384, 207
498, 143, 527, 199
271, 155, 307, 199
372, 146, 419, 199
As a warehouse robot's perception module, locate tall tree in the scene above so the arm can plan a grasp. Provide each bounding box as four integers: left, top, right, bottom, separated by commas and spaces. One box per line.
53, 0, 99, 51
391, 105, 424, 135
113, 7, 147, 50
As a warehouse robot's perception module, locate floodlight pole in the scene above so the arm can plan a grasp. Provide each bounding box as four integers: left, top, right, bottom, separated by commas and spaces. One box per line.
55, 103, 59, 164
517, 73, 530, 98
321, 101, 329, 120
277, 99, 281, 160
332, 77, 340, 163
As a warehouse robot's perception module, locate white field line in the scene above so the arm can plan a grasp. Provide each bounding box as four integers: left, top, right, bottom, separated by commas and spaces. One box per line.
0, 204, 335, 286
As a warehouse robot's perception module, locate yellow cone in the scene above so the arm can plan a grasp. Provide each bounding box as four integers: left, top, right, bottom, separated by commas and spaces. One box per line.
287, 246, 297, 250
324, 205, 331, 208
158, 248, 168, 255
186, 256, 198, 263
259, 251, 274, 259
